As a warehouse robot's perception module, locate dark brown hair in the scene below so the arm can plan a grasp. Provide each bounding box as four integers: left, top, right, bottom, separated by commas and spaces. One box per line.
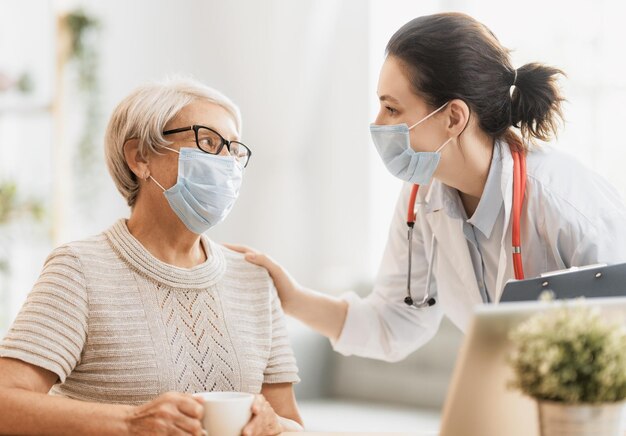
386, 12, 564, 151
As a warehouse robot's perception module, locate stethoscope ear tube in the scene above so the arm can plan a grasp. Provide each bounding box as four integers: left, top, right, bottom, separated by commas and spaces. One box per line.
405, 184, 420, 307
511, 149, 527, 281
407, 184, 420, 224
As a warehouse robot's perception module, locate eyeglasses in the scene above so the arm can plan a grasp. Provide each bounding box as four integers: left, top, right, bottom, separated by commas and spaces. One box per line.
162, 125, 252, 168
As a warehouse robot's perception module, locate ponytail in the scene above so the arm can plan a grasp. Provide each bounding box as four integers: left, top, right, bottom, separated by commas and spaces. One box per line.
511, 63, 565, 143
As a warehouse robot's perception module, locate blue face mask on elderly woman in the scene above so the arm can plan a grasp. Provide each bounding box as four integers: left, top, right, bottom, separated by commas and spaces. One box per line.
149, 147, 243, 234
370, 102, 453, 185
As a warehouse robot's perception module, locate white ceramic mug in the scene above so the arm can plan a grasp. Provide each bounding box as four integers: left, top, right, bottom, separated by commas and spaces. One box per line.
193, 391, 254, 436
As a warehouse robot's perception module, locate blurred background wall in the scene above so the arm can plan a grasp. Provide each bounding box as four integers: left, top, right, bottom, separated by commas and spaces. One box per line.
1, 0, 625, 432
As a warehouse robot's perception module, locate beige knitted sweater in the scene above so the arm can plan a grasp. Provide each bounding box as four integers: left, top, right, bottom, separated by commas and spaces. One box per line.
0, 219, 299, 405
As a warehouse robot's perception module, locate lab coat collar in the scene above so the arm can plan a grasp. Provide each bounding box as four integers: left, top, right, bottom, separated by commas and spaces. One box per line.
424, 143, 505, 226
423, 180, 463, 218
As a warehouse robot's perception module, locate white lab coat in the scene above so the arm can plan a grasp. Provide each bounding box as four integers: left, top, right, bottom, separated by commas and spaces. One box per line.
332, 144, 626, 362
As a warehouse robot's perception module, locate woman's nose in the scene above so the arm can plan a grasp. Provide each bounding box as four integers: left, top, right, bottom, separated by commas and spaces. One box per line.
374, 109, 387, 125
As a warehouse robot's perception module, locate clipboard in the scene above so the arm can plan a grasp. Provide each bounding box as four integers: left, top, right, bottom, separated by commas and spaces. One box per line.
500, 262, 626, 302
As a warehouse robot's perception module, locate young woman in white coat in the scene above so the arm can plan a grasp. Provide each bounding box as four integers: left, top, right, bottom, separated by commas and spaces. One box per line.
228, 12, 626, 362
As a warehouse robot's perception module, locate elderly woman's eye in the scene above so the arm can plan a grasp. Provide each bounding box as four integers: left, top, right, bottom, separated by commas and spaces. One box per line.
198, 136, 221, 153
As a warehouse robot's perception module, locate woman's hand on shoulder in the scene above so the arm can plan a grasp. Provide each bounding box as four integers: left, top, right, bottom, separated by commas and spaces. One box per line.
223, 244, 301, 314
125, 392, 205, 435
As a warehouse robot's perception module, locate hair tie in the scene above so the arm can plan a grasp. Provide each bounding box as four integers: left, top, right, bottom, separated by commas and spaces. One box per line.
509, 68, 519, 125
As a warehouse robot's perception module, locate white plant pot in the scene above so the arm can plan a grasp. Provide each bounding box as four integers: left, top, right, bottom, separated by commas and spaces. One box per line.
537, 400, 625, 436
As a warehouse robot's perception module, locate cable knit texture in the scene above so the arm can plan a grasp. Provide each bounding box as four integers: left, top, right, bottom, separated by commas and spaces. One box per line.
0, 219, 299, 405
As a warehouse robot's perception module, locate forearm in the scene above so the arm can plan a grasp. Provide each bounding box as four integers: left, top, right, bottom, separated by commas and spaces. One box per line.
284, 287, 348, 342
0, 387, 131, 435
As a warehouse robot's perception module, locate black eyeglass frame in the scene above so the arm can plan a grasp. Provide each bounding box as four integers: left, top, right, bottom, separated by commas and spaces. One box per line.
162, 125, 252, 168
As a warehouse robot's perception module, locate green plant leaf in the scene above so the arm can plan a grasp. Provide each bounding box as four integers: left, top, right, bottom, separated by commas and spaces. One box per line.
508, 305, 626, 403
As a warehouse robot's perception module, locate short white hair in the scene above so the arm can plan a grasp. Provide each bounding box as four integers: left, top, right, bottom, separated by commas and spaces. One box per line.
104, 76, 242, 207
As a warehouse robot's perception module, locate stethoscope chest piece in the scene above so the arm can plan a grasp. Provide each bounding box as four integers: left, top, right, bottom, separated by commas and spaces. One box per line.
404, 295, 436, 308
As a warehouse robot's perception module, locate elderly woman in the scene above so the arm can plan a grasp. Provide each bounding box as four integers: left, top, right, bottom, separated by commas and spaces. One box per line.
0, 78, 302, 435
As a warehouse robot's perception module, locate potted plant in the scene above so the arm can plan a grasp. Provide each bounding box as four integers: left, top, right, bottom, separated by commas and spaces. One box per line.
508, 303, 626, 436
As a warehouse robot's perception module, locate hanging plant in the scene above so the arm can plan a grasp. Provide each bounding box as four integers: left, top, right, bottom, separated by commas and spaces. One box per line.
63, 9, 103, 210
65, 9, 99, 92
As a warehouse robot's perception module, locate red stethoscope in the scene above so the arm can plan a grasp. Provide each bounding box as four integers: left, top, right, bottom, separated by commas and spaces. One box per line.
404, 145, 527, 308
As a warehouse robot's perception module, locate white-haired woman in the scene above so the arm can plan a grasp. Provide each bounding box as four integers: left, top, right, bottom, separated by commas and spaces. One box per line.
0, 78, 303, 435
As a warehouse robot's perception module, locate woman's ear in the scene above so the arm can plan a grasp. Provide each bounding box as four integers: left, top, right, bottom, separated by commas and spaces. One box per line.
123, 139, 150, 180
446, 99, 470, 137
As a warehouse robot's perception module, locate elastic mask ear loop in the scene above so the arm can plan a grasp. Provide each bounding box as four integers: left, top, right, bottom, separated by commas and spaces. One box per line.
149, 175, 167, 192
408, 102, 449, 130
435, 137, 454, 153
148, 145, 181, 192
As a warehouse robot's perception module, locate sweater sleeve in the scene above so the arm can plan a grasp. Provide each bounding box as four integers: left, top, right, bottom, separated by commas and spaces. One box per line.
0, 245, 89, 383
263, 285, 300, 384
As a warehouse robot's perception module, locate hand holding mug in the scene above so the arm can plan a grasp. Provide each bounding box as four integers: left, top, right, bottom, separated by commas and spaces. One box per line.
241, 394, 281, 436
125, 391, 205, 435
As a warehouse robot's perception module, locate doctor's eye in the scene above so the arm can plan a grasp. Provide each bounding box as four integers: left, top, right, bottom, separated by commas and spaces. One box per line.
385, 106, 398, 115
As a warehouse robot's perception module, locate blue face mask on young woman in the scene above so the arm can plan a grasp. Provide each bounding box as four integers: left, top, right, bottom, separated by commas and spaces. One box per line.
149, 147, 243, 234
370, 102, 452, 185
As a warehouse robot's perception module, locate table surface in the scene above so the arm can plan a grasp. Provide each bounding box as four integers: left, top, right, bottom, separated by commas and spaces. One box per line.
282, 433, 436, 435
283, 427, 626, 435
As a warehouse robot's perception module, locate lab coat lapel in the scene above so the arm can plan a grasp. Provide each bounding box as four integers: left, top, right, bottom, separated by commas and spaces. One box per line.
424, 184, 483, 310
495, 146, 515, 301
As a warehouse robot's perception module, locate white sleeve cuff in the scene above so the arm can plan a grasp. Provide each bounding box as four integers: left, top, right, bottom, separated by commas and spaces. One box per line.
330, 291, 374, 357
